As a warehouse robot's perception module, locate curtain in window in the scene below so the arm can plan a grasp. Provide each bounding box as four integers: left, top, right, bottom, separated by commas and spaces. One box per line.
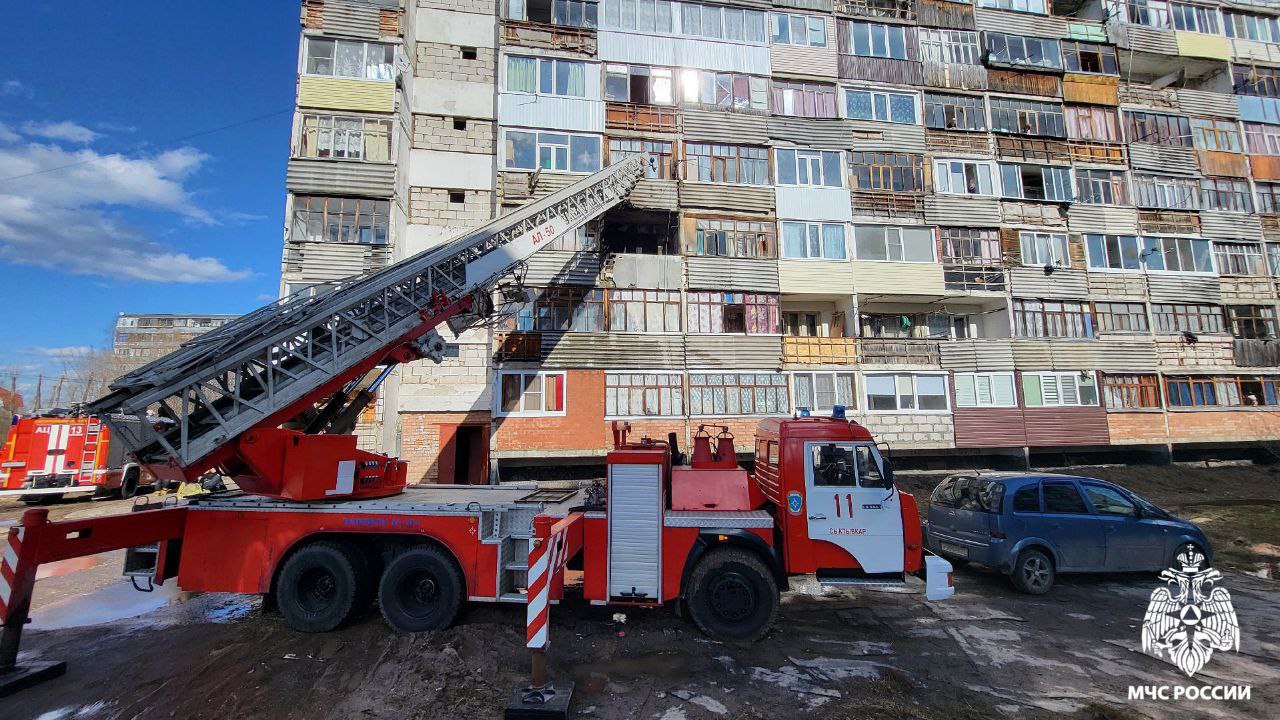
335, 41, 365, 78
507, 56, 539, 92
364, 122, 390, 162
561, 61, 586, 96
782, 223, 807, 258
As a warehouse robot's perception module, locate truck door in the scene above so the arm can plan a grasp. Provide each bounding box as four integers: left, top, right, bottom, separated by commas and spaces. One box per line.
803, 442, 904, 574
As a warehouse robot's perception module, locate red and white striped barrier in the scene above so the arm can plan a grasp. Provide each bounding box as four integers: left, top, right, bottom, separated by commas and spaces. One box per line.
526, 513, 582, 651
0, 525, 23, 623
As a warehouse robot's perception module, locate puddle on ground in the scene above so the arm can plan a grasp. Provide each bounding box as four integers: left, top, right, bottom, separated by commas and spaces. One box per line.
29, 579, 257, 631
573, 651, 699, 696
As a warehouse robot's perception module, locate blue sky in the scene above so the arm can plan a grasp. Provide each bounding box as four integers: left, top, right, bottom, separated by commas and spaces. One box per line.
0, 1, 300, 397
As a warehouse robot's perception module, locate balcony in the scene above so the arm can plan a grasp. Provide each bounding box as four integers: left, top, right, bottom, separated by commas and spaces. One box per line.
494, 332, 542, 362
1235, 339, 1280, 367
835, 0, 915, 21
851, 190, 925, 221
501, 20, 596, 54
987, 70, 1062, 99
943, 264, 1006, 293
783, 337, 859, 365
925, 130, 992, 157
1068, 140, 1126, 166
995, 136, 1071, 164
1137, 210, 1199, 236
605, 102, 679, 134
860, 339, 941, 366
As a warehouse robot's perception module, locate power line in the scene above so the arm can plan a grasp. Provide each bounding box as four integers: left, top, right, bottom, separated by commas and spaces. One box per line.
0, 107, 294, 183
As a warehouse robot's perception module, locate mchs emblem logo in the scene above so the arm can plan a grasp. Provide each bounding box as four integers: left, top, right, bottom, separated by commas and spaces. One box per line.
787, 491, 803, 515
1141, 547, 1240, 677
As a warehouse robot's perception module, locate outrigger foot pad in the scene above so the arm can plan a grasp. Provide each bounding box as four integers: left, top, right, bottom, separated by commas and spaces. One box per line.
504, 680, 575, 720
0, 660, 67, 698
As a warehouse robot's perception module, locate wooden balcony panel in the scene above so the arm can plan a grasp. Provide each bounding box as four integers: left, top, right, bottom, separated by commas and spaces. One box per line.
1063, 74, 1119, 106
925, 130, 993, 157
851, 190, 926, 221
783, 337, 860, 365
860, 339, 941, 366
379, 7, 401, 36
835, 0, 917, 22
605, 102, 680, 133
995, 136, 1072, 164
1137, 210, 1200, 236
1262, 214, 1280, 242
501, 21, 597, 54
917, 0, 975, 30
495, 332, 543, 362
987, 69, 1063, 99
1069, 140, 1127, 166
1118, 84, 1180, 111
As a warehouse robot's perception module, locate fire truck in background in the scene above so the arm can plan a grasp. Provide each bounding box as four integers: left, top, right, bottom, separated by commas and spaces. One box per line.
0, 411, 152, 503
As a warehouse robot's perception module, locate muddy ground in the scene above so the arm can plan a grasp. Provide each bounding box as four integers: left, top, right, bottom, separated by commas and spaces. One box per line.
2, 463, 1278, 720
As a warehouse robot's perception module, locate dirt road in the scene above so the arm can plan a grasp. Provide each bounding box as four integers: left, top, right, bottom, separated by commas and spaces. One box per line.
2, 465, 1277, 720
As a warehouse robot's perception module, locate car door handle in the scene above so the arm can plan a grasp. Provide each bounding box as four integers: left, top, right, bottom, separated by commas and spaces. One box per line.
809, 514, 827, 521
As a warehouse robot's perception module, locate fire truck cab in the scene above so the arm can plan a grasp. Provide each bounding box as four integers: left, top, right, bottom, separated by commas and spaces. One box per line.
0, 412, 151, 502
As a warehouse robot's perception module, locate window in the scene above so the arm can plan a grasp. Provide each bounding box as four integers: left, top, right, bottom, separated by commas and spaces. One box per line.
1152, 303, 1225, 333
1271, 243, 1280, 275
1215, 242, 1266, 276
297, 114, 392, 162
1245, 122, 1280, 155
1166, 375, 1280, 407
843, 21, 909, 60
509, 0, 599, 27
865, 373, 949, 412
1062, 41, 1118, 75
505, 56, 586, 96
985, 33, 1062, 70
609, 138, 675, 179
1075, 169, 1129, 205
600, 0, 676, 33
933, 159, 997, 195
499, 371, 566, 415
1133, 175, 1200, 210
604, 64, 675, 105
515, 287, 605, 332
1201, 178, 1253, 213
688, 372, 789, 415
954, 372, 1017, 408
1225, 11, 1280, 43
1014, 300, 1094, 338
545, 225, 597, 252
1258, 182, 1280, 213
845, 87, 917, 124
1012, 484, 1041, 512
1234, 64, 1280, 98
793, 372, 855, 413
1043, 481, 1089, 514
939, 228, 1001, 264
1228, 305, 1278, 339
918, 29, 981, 65
608, 289, 681, 332
606, 372, 683, 417
689, 217, 777, 258
771, 81, 838, 118
923, 93, 987, 131
1144, 237, 1214, 273
505, 131, 601, 172
1125, 111, 1192, 147
775, 148, 844, 187
772, 13, 826, 47
1171, 2, 1221, 34
1000, 164, 1073, 201
290, 196, 389, 245
1103, 373, 1161, 409
861, 312, 953, 339
1165, 376, 1218, 407
854, 225, 936, 262
303, 38, 394, 80
810, 443, 856, 486
683, 143, 769, 184
1066, 106, 1122, 143
679, 2, 768, 42
977, 0, 1047, 12
785, 311, 822, 337
1023, 372, 1099, 407
849, 152, 926, 192
1191, 118, 1243, 153
678, 69, 769, 112
1020, 232, 1070, 267
1094, 302, 1149, 333
781, 222, 847, 260
686, 292, 779, 334
932, 475, 1006, 512
989, 97, 1066, 137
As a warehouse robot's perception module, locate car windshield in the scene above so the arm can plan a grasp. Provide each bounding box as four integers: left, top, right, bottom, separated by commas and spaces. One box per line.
1124, 488, 1169, 517
932, 475, 1004, 513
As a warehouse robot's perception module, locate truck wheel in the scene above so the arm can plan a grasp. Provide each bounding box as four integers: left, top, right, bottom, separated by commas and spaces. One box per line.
1010, 549, 1055, 595
685, 548, 778, 642
276, 541, 370, 632
378, 545, 463, 633
118, 470, 139, 499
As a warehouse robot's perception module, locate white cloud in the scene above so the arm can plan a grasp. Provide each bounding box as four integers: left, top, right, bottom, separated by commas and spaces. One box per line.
1, 80, 28, 97
22, 121, 101, 144
0, 123, 18, 144
35, 346, 95, 359
0, 140, 250, 283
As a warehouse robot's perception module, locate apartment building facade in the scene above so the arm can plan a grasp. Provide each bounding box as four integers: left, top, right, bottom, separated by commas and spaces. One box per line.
113, 314, 235, 372
283, 0, 1280, 481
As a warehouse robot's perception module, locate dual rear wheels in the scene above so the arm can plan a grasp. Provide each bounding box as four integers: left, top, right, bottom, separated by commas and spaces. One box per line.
275, 541, 462, 633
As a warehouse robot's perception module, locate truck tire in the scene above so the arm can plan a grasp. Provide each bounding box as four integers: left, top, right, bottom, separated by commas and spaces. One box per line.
1010, 548, 1055, 595
685, 548, 778, 642
118, 469, 139, 499
378, 545, 463, 633
276, 541, 370, 632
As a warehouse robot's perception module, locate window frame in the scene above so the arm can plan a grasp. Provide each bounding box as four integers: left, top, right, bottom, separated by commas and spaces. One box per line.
791, 371, 856, 414
771, 80, 839, 119
504, 55, 589, 97
1152, 303, 1227, 334
1020, 231, 1071, 268
933, 158, 998, 196
688, 216, 778, 258
290, 195, 391, 245
607, 289, 683, 333
302, 37, 395, 81
1102, 373, 1162, 409
953, 371, 1018, 408
686, 292, 780, 334
1093, 301, 1150, 334
853, 224, 938, 263
843, 86, 919, 125
918, 28, 981, 66
1013, 299, 1095, 339
1227, 304, 1278, 339
775, 148, 846, 188
1061, 40, 1119, 75
849, 151, 926, 193
605, 371, 685, 418
496, 370, 568, 417
771, 12, 827, 47
843, 20, 910, 60
296, 113, 393, 163
780, 221, 849, 260
687, 371, 791, 416
682, 142, 770, 185
989, 97, 1066, 138
1214, 241, 1267, 276
864, 372, 951, 413
1074, 168, 1130, 206
999, 163, 1073, 202
1022, 371, 1100, 408
923, 92, 988, 132
985, 32, 1063, 71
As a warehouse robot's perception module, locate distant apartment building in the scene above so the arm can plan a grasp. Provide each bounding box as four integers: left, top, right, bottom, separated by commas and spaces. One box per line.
282, 0, 1280, 481
113, 314, 235, 372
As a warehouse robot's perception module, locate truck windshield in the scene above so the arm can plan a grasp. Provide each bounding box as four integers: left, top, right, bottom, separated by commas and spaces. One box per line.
810, 443, 887, 488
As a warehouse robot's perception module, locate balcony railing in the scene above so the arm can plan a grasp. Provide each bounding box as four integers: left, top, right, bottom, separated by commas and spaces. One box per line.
1234, 339, 1280, 367
494, 332, 542, 362
987, 70, 1062, 99
1069, 140, 1127, 165
835, 0, 916, 21
925, 130, 993, 156
860, 339, 941, 365
1138, 210, 1200, 236
995, 136, 1072, 164
783, 337, 859, 365
605, 102, 680, 133
851, 190, 926, 221
501, 20, 597, 54
943, 265, 1006, 293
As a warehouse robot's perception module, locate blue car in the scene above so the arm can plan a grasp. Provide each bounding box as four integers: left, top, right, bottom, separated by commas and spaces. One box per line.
923, 472, 1212, 594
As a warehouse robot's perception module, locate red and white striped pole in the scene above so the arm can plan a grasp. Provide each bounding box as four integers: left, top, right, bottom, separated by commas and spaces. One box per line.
1, 508, 66, 695
525, 515, 559, 687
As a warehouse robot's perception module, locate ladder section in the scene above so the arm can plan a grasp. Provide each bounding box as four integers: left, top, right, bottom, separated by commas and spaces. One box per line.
75, 419, 101, 484
88, 155, 647, 480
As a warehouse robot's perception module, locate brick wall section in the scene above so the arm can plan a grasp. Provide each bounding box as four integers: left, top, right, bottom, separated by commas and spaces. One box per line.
401, 410, 491, 483
493, 370, 610, 453
418, 0, 495, 13
1106, 412, 1170, 445
1167, 410, 1280, 443
413, 114, 495, 153
854, 413, 955, 449
409, 188, 494, 224
415, 42, 495, 83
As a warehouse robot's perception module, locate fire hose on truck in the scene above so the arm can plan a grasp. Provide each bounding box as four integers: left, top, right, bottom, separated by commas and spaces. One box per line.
0, 154, 953, 715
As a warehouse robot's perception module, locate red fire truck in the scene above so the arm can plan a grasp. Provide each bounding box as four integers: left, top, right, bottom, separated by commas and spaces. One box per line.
0, 412, 151, 502
0, 156, 951, 705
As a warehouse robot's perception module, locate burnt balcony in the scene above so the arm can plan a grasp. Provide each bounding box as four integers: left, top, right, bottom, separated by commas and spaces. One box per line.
605, 102, 680, 134
835, 0, 915, 21
1138, 210, 1200, 236
1068, 140, 1126, 166
860, 338, 941, 366
494, 332, 542, 362
851, 190, 926, 221
995, 136, 1071, 164
943, 264, 1006, 293
1234, 339, 1280, 367
987, 70, 1063, 98
501, 20, 597, 54
783, 337, 860, 365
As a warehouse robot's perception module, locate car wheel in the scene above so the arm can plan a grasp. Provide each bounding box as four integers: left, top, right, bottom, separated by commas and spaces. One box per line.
686, 548, 778, 642
118, 469, 139, 499
276, 540, 370, 632
378, 545, 463, 633
1011, 549, 1055, 595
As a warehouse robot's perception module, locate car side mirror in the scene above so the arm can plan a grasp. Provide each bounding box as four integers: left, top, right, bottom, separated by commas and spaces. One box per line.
1131, 505, 1143, 519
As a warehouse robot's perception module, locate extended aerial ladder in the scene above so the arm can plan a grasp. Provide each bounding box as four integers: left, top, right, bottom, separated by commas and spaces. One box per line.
84, 154, 648, 501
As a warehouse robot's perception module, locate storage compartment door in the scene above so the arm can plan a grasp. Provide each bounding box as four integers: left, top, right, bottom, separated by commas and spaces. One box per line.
607, 463, 662, 600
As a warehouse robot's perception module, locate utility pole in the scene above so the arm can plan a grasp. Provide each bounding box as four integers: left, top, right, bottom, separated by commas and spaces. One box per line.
52, 376, 65, 407
33, 375, 43, 411
81, 374, 94, 403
